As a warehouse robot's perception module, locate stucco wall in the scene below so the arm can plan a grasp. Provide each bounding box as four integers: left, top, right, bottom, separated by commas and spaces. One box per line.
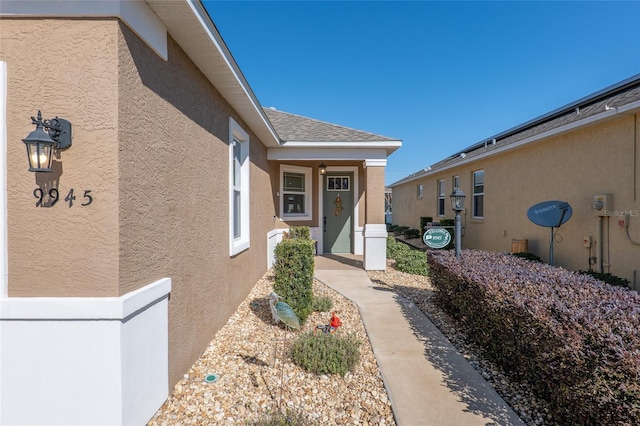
2, 19, 120, 297
116, 25, 275, 386
391, 113, 640, 287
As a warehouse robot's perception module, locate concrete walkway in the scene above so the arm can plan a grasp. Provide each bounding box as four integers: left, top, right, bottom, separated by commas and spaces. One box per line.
315, 254, 524, 426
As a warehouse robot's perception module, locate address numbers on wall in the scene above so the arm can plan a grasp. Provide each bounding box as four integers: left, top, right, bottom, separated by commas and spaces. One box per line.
33, 188, 93, 208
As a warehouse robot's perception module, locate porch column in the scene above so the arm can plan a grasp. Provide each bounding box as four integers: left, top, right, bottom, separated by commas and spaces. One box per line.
363, 159, 387, 270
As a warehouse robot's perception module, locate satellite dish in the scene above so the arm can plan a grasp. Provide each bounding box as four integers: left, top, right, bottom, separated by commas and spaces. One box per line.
526, 200, 572, 266
527, 200, 572, 228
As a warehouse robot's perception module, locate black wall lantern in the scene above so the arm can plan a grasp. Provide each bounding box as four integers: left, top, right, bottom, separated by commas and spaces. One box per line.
22, 110, 72, 172
319, 162, 327, 175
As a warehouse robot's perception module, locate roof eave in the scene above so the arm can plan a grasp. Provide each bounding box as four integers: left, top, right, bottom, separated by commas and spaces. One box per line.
146, 0, 281, 147
281, 140, 402, 156
389, 99, 640, 187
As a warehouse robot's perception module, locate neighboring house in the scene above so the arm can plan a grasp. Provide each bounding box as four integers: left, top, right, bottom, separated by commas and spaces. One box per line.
390, 74, 640, 289
0, 1, 400, 425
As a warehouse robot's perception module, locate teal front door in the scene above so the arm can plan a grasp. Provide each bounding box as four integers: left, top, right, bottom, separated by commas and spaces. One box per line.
323, 173, 353, 253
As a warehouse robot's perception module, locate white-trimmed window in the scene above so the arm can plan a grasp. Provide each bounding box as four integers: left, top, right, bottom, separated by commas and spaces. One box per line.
417, 184, 423, 198
473, 170, 484, 219
280, 164, 312, 221
453, 175, 460, 191
437, 180, 446, 217
229, 118, 250, 256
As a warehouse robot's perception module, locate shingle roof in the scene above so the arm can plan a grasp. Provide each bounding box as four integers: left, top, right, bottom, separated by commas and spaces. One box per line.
390, 73, 640, 187
263, 108, 399, 143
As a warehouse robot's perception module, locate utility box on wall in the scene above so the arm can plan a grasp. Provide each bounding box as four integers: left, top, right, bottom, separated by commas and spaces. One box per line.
592, 194, 613, 216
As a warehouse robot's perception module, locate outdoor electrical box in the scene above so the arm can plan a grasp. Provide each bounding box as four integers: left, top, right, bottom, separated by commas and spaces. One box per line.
592, 194, 612, 216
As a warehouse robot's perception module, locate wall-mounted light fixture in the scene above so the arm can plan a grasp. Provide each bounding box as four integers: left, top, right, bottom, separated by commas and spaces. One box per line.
319, 162, 327, 175
22, 110, 72, 172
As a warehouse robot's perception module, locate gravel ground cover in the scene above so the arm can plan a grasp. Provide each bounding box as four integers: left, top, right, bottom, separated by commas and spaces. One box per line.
148, 270, 395, 425
150, 240, 551, 425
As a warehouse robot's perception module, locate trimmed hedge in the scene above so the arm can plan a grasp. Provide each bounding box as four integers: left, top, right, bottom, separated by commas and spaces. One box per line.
428, 250, 640, 425
420, 216, 433, 239
386, 237, 428, 275
273, 238, 315, 323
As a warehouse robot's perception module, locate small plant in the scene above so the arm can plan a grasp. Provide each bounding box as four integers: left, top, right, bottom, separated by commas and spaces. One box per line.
402, 228, 421, 239
288, 226, 311, 240
290, 332, 361, 376
511, 252, 542, 263
578, 270, 630, 288
420, 216, 433, 238
387, 236, 409, 260
395, 249, 428, 275
312, 295, 333, 312
248, 408, 312, 425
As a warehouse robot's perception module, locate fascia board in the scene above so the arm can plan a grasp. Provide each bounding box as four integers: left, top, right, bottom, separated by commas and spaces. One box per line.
281, 140, 402, 155
177, 0, 280, 147
268, 147, 388, 161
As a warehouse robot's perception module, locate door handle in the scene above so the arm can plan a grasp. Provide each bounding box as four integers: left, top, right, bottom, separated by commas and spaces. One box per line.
323, 216, 327, 232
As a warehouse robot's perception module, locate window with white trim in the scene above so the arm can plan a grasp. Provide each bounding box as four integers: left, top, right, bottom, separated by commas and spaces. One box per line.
473, 170, 484, 219
229, 118, 250, 255
437, 180, 446, 217
416, 184, 423, 198
280, 164, 312, 221
452, 175, 460, 191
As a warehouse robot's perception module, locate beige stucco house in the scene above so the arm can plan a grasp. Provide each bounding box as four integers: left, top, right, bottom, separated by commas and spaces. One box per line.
390, 74, 640, 289
0, 1, 400, 424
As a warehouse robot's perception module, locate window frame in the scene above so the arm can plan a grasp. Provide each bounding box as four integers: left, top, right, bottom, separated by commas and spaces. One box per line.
452, 175, 460, 191
472, 170, 484, 219
280, 164, 312, 221
416, 184, 423, 199
229, 117, 250, 256
437, 179, 446, 217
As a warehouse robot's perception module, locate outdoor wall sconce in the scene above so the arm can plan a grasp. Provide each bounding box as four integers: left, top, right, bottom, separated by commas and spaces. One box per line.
450, 187, 466, 258
319, 162, 327, 175
22, 110, 72, 172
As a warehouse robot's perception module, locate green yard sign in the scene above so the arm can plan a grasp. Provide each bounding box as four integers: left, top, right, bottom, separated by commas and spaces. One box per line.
423, 228, 451, 249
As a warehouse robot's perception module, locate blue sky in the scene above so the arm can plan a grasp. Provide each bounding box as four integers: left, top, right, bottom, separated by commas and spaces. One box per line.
204, 1, 640, 185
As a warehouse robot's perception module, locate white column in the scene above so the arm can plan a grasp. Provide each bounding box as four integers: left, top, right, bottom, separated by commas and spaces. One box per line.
363, 159, 387, 270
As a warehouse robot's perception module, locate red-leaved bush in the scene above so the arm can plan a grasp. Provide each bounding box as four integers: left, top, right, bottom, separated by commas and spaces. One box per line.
428, 250, 640, 425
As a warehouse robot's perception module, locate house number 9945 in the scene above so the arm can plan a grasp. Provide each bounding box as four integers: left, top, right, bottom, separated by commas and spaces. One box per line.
33, 188, 93, 208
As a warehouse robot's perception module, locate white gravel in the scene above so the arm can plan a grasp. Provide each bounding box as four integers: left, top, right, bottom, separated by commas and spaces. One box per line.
148, 270, 395, 425
149, 242, 550, 425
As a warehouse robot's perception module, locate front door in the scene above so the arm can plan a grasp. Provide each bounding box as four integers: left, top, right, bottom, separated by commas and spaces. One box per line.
323, 173, 353, 253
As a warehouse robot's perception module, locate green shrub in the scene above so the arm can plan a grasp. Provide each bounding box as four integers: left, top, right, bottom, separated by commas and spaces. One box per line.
395, 249, 428, 275
387, 236, 410, 260
578, 270, 630, 288
290, 332, 361, 376
420, 216, 433, 238
288, 226, 310, 240
511, 252, 542, 263
273, 239, 315, 323
402, 228, 421, 239
248, 408, 312, 425
312, 295, 333, 312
